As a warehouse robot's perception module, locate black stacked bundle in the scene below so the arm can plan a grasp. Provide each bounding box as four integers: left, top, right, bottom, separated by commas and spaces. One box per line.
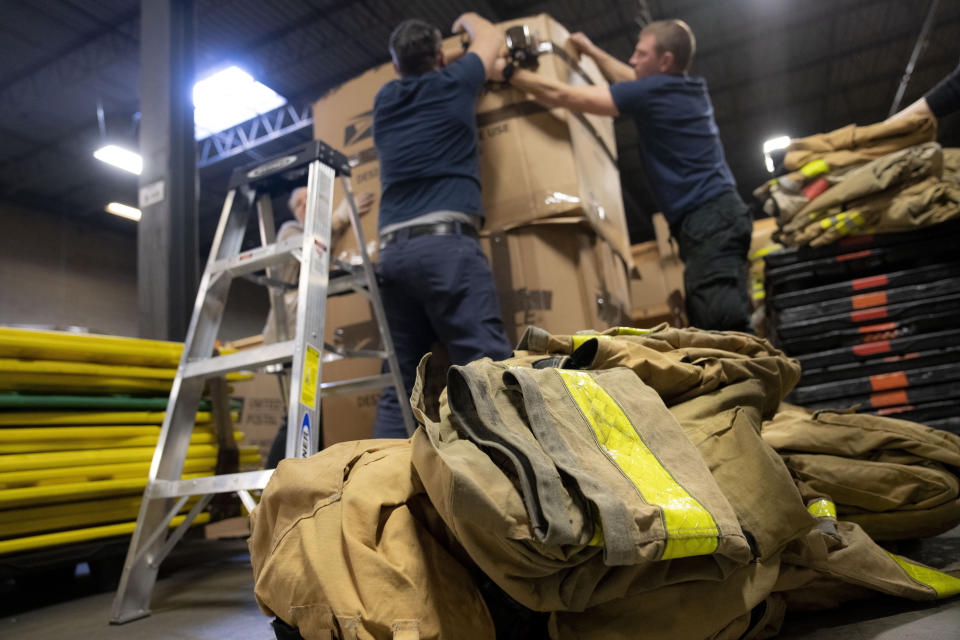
764, 221, 960, 433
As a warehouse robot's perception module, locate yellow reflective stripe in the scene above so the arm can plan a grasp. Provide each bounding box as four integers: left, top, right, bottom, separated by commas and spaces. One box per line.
571, 335, 599, 350
807, 498, 837, 519
887, 552, 960, 598
749, 243, 783, 262
613, 327, 653, 336
556, 369, 720, 559
800, 158, 830, 178
820, 217, 831, 230
588, 522, 604, 546
850, 210, 864, 225
572, 327, 653, 349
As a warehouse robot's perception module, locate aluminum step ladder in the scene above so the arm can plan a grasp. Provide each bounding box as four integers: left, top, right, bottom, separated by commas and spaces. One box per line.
110, 140, 414, 624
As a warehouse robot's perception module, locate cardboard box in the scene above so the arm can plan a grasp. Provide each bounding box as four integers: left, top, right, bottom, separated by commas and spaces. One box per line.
318, 293, 383, 446
319, 293, 451, 446
629, 241, 686, 327
481, 218, 630, 344
230, 372, 286, 465
311, 14, 630, 266
321, 356, 382, 447
651, 213, 678, 260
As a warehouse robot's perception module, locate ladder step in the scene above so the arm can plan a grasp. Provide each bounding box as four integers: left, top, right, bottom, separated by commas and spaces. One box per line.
183, 341, 295, 380
320, 373, 394, 396
146, 469, 275, 499
208, 236, 301, 279
327, 269, 369, 296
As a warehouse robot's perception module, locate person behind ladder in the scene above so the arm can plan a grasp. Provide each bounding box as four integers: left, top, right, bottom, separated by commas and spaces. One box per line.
498, 19, 753, 332
263, 185, 373, 467
371, 13, 513, 437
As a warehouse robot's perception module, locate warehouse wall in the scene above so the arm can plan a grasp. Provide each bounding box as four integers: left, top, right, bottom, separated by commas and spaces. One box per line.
0, 203, 140, 336
0, 203, 269, 341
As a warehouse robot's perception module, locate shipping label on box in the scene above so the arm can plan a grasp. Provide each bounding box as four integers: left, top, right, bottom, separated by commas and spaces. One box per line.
231, 373, 286, 465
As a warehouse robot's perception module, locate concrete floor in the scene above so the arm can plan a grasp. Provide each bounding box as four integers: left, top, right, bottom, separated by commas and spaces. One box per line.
2, 530, 959, 639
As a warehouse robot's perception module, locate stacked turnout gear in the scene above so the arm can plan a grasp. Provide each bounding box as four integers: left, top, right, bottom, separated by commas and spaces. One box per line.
250, 325, 960, 639
762, 405, 960, 541
754, 118, 960, 437
776, 143, 960, 247
753, 115, 960, 249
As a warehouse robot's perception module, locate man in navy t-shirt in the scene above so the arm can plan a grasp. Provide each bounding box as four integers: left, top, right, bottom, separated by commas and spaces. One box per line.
501, 19, 752, 332
371, 14, 513, 438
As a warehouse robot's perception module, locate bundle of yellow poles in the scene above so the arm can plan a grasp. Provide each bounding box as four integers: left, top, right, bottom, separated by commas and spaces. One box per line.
0, 327, 265, 556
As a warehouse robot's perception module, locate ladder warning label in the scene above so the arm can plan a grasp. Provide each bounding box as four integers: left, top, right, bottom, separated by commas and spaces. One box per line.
300, 345, 320, 410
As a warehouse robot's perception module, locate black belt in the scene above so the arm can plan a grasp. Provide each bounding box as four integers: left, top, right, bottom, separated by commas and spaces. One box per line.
379, 221, 478, 248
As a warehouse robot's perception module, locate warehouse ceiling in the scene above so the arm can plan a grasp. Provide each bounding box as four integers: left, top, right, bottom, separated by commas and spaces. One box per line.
2, 0, 959, 247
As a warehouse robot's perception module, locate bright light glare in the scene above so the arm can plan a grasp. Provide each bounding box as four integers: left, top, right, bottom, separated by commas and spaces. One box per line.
762, 135, 791, 173
762, 136, 792, 154
105, 202, 142, 221
193, 66, 287, 139
93, 145, 143, 175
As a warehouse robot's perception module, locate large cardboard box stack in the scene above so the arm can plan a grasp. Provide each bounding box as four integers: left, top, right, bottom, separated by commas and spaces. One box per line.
311, 14, 633, 442
311, 13, 630, 263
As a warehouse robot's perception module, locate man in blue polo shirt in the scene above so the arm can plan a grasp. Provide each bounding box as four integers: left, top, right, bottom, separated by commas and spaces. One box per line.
500, 19, 752, 332
372, 14, 513, 438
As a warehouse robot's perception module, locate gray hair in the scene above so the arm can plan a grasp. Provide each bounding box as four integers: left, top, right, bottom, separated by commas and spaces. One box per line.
288, 186, 307, 214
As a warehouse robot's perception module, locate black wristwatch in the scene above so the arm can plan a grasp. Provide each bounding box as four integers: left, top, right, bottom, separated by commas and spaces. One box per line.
502, 61, 517, 84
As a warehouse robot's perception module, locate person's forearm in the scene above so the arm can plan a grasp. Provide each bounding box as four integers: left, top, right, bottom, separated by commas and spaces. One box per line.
509, 68, 619, 116
510, 69, 570, 108
453, 13, 503, 75
885, 97, 935, 124
581, 43, 635, 84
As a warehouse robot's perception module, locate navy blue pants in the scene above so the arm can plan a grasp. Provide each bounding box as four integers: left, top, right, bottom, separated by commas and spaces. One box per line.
373, 233, 513, 438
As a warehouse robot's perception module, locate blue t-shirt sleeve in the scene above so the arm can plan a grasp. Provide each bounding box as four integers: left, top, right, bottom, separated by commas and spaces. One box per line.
610, 79, 652, 117
443, 52, 486, 94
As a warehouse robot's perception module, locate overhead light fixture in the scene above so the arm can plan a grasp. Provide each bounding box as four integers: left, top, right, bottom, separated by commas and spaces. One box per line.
94, 145, 143, 175
193, 65, 287, 139
105, 202, 142, 221
762, 135, 791, 173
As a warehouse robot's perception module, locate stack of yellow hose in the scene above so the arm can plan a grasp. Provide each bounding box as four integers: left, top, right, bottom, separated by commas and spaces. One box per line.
0, 328, 260, 555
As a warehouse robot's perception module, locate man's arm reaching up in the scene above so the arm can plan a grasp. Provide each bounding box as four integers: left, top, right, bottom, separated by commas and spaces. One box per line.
569, 32, 635, 84
452, 13, 504, 79
501, 59, 620, 116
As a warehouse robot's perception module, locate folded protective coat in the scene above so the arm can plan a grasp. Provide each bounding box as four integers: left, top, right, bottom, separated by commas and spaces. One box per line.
249, 440, 496, 640
783, 114, 936, 171
499, 326, 815, 638
762, 405, 960, 540
410, 354, 753, 614
786, 176, 960, 247
516, 325, 801, 419
774, 500, 960, 610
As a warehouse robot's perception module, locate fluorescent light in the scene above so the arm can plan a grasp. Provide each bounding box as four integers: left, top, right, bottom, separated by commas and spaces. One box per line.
94, 145, 143, 175
105, 202, 142, 221
762, 136, 791, 154
193, 65, 287, 139
762, 135, 791, 173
